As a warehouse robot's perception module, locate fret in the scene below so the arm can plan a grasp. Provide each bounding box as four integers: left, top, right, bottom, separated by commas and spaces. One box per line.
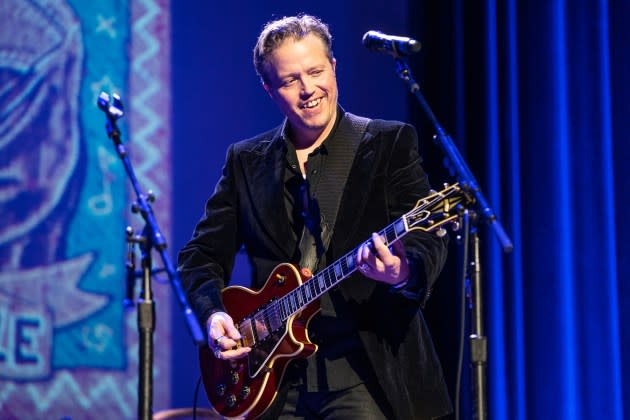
331, 268, 338, 284
300, 286, 307, 305
318, 274, 325, 292
289, 293, 296, 312
394, 218, 406, 236
304, 282, 311, 300
334, 262, 342, 280
338, 256, 346, 276
283, 296, 289, 315
345, 254, 355, 273
309, 281, 317, 301
312, 275, 320, 295
279, 297, 286, 319
324, 270, 335, 287
324, 270, 333, 288
388, 225, 398, 242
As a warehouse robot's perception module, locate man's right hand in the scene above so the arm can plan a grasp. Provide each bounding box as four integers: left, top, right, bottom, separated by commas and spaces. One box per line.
207, 311, 251, 360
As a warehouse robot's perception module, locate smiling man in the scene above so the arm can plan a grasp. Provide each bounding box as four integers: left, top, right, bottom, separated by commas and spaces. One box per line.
178, 14, 452, 420
260, 28, 339, 162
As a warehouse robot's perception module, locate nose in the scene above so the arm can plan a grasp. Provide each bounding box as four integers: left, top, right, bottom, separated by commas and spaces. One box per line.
300, 77, 315, 96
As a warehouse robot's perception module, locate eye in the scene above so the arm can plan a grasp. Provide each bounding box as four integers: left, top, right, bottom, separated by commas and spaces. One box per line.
282, 78, 297, 87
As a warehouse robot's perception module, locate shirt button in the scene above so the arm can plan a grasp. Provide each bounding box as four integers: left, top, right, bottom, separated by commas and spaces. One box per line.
311, 169, 318, 174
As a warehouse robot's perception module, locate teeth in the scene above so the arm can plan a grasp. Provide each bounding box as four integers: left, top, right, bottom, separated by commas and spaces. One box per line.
302, 98, 321, 109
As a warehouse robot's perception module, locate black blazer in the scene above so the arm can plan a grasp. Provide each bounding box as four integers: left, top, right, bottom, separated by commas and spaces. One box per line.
178, 111, 452, 419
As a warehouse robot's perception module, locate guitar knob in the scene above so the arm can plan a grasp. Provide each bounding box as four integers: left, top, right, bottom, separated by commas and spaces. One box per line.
436, 227, 447, 237
275, 273, 286, 285
240, 386, 251, 399
216, 383, 226, 396
230, 371, 240, 384
226, 394, 237, 408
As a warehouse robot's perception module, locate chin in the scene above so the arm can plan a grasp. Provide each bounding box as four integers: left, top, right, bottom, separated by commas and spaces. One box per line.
305, 112, 331, 127
303, 121, 329, 132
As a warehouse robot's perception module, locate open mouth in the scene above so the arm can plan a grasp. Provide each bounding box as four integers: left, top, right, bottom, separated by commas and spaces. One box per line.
300, 97, 322, 109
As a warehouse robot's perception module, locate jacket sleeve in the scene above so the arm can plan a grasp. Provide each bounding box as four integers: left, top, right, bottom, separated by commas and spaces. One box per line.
385, 123, 448, 306
177, 144, 242, 329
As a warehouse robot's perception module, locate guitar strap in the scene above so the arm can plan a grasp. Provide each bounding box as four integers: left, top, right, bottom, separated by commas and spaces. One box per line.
298, 113, 371, 272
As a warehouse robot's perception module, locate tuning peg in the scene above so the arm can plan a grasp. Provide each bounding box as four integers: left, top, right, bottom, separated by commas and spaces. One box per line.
450, 221, 461, 231
147, 190, 156, 202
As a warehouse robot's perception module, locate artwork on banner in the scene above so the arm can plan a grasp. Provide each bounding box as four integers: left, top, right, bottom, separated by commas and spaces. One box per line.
0, 0, 172, 417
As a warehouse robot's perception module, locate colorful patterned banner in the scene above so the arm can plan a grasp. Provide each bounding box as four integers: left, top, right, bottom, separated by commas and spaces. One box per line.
0, 0, 172, 417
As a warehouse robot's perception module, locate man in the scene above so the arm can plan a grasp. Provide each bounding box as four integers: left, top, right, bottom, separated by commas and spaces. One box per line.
178, 14, 452, 419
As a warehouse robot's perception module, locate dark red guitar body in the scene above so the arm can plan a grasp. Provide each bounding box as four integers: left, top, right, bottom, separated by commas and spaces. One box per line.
199, 263, 319, 419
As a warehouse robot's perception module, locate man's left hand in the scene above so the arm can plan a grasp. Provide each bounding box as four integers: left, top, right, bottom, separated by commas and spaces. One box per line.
356, 232, 409, 286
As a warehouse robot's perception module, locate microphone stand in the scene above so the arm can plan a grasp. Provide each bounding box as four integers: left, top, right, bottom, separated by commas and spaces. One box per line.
97, 92, 205, 420
391, 57, 513, 420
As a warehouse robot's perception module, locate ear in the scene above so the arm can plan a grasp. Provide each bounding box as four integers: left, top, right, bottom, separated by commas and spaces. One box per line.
331, 58, 337, 74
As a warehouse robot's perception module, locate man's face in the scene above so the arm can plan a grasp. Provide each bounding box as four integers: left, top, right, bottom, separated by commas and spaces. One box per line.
263, 33, 338, 144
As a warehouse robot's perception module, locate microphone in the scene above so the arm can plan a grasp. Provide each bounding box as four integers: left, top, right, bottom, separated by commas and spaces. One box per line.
362, 30, 421, 56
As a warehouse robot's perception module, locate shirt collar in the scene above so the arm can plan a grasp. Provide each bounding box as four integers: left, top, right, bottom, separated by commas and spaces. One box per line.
281, 105, 345, 153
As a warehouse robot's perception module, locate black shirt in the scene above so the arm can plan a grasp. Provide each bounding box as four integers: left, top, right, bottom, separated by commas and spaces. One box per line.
281, 109, 369, 391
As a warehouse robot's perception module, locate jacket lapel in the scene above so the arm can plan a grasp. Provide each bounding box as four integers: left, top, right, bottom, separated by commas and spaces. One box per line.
240, 129, 295, 260
331, 120, 377, 254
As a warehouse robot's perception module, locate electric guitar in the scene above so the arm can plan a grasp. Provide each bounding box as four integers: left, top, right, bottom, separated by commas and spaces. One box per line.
199, 183, 471, 419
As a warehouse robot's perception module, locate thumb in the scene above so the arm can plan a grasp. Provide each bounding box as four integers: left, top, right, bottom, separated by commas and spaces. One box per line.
224, 318, 241, 340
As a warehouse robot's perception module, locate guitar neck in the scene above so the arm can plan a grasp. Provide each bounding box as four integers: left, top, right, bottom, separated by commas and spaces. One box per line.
275, 214, 410, 321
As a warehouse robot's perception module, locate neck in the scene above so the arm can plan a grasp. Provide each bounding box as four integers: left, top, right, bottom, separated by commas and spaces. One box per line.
290, 110, 338, 150
291, 129, 326, 151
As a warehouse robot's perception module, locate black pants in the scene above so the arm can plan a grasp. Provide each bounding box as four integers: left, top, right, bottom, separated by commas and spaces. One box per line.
260, 382, 390, 420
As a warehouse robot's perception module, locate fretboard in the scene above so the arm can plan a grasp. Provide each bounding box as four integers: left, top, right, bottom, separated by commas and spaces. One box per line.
277, 215, 409, 320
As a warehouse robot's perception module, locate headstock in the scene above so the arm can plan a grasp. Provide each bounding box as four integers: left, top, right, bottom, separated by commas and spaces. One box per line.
405, 183, 473, 235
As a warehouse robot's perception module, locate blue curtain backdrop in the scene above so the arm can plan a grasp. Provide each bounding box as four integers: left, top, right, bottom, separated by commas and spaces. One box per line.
171, 1, 629, 419
406, 0, 629, 419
